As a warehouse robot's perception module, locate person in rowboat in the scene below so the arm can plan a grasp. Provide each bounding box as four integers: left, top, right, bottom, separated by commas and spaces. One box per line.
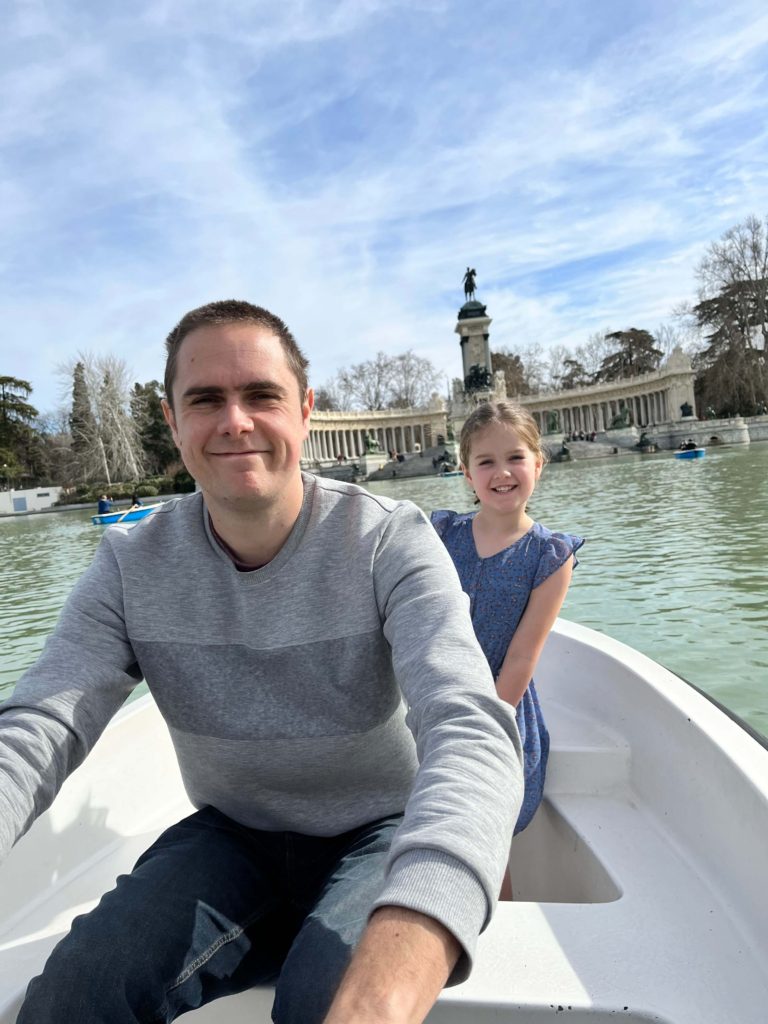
0, 300, 522, 1024
431, 401, 583, 899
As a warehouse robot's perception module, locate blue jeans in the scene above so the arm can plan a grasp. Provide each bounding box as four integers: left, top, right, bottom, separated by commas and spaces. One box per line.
18, 806, 402, 1024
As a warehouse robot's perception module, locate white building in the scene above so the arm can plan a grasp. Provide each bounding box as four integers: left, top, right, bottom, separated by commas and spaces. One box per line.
0, 486, 64, 515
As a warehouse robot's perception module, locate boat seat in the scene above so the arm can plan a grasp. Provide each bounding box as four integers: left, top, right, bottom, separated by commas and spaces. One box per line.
544, 698, 631, 795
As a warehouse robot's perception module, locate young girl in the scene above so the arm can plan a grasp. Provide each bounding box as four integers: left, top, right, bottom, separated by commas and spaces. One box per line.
431, 401, 583, 863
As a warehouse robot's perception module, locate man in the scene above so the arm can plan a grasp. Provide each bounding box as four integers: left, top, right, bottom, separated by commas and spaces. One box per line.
0, 300, 522, 1023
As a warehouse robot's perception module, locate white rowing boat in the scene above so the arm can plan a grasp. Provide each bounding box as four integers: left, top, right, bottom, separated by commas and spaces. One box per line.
1, 619, 766, 1022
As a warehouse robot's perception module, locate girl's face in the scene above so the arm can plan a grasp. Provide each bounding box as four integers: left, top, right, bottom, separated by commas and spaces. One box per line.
463, 422, 543, 514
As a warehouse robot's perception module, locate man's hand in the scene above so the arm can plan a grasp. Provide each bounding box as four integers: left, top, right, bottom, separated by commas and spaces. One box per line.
323, 906, 461, 1024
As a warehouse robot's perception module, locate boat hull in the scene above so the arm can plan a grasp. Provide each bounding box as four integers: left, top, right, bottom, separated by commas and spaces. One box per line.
0, 621, 766, 1022
674, 448, 705, 459
91, 504, 161, 525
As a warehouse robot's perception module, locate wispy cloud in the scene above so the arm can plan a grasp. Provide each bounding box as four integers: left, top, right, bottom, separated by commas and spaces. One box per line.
1, 0, 767, 411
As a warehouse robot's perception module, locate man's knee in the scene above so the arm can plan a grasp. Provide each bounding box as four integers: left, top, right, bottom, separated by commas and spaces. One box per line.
19, 916, 161, 1023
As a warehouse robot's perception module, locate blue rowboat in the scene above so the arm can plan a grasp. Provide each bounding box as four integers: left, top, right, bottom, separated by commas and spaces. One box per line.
91, 503, 161, 526
674, 448, 706, 460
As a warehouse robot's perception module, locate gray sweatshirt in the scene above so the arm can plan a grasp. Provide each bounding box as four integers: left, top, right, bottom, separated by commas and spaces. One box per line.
0, 474, 522, 977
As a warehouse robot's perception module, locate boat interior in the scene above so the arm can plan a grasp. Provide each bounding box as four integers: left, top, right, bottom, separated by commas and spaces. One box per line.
1, 620, 766, 1022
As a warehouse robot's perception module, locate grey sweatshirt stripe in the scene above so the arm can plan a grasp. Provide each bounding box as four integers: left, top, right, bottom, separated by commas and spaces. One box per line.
0, 474, 522, 978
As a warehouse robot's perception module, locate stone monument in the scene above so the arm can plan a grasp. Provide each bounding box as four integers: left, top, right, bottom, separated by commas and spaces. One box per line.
451, 270, 506, 438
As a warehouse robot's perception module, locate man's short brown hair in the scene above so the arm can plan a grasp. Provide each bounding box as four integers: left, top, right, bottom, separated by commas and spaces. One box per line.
164, 300, 309, 406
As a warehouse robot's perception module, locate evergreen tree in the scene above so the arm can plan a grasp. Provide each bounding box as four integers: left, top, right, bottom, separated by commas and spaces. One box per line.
69, 361, 97, 469
0, 376, 38, 451
387, 351, 443, 409
131, 381, 177, 474
0, 377, 42, 484
595, 329, 663, 382
559, 357, 593, 391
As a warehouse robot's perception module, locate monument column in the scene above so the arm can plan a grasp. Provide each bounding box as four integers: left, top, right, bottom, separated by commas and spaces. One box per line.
455, 302, 492, 381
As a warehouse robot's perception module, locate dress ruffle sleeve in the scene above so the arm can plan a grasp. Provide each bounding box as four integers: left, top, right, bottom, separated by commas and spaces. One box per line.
429, 509, 457, 539
531, 532, 584, 589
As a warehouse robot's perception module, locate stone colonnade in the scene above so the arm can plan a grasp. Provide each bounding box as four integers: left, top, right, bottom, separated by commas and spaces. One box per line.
303, 406, 447, 464
518, 351, 696, 435
529, 389, 670, 435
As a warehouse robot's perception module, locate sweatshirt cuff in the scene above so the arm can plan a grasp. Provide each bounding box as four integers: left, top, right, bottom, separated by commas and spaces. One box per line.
370, 848, 489, 985
0, 785, 21, 863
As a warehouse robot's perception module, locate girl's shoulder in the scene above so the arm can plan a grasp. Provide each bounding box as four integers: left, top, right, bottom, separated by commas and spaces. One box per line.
429, 508, 475, 539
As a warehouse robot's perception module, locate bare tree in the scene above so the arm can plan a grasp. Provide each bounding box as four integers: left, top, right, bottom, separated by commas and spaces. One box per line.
653, 322, 698, 361
60, 353, 144, 483
313, 377, 354, 411
329, 351, 442, 411
388, 351, 443, 409
518, 342, 547, 394
336, 352, 392, 411
546, 344, 570, 391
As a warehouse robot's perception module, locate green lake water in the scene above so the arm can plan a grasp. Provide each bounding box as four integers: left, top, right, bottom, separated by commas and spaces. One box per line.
1, 443, 767, 737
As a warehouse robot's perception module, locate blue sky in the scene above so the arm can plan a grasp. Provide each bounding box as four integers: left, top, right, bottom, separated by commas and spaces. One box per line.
2, 0, 768, 415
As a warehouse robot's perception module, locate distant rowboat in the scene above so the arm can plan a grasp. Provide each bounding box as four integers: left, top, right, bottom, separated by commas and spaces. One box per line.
91, 503, 161, 526
674, 447, 706, 460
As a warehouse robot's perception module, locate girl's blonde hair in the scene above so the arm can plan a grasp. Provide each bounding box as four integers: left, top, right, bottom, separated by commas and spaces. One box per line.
459, 401, 547, 468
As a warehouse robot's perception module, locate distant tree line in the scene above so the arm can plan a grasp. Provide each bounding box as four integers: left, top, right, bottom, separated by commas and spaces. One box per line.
491, 328, 667, 396
2, 215, 766, 490
0, 355, 181, 496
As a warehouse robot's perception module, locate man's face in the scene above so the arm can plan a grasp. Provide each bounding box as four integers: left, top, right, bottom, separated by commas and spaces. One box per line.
162, 322, 312, 511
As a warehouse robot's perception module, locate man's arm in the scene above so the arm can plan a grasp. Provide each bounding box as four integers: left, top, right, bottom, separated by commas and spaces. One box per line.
0, 537, 140, 860
324, 907, 460, 1024
362, 503, 523, 998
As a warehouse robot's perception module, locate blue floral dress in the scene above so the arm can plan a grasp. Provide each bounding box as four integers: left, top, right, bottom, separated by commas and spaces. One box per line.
430, 510, 584, 833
